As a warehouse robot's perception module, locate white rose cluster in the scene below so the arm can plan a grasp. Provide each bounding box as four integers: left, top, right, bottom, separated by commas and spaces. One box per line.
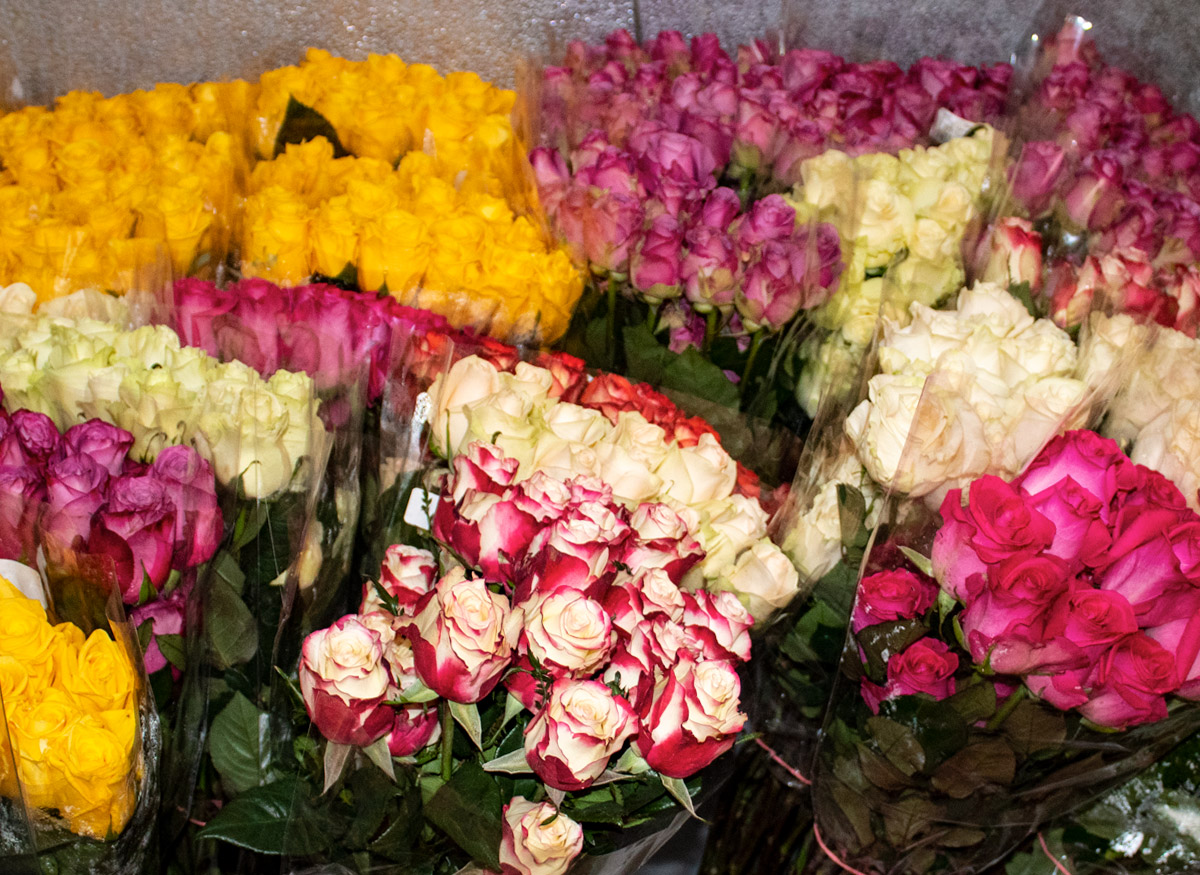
1081, 313, 1200, 511
789, 128, 995, 416
844, 281, 1087, 500
0, 287, 325, 499
429, 356, 798, 620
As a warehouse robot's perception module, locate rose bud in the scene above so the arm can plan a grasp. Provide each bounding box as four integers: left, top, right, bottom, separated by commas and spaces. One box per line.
1063, 152, 1126, 231
363, 544, 437, 615
386, 705, 441, 757
520, 590, 614, 678
88, 474, 177, 602
516, 517, 616, 602
636, 656, 746, 779
851, 568, 938, 634
977, 217, 1043, 292
58, 419, 135, 477
42, 454, 108, 551
0, 464, 43, 561
1078, 632, 1177, 729
299, 615, 394, 747
630, 214, 684, 301
682, 225, 740, 313
403, 568, 519, 703
698, 187, 742, 232
731, 194, 797, 255
499, 797, 584, 875
524, 678, 637, 791
149, 445, 223, 568
1147, 613, 1200, 699
433, 488, 541, 585
447, 441, 519, 506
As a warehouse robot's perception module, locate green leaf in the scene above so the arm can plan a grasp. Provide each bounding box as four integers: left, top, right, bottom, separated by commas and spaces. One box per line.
866, 716, 926, 776
661, 775, 697, 819
930, 739, 1017, 798
387, 680, 439, 705
362, 734, 396, 781
425, 761, 503, 869
856, 619, 928, 682
209, 692, 273, 796
196, 777, 336, 855
343, 766, 395, 850
155, 633, 186, 671
205, 570, 257, 670
898, 546, 933, 578
481, 748, 533, 774
449, 701, 483, 750
836, 484, 868, 551
943, 681, 997, 725
274, 96, 350, 158
881, 794, 942, 848
622, 322, 741, 410
1001, 697, 1067, 757
1007, 280, 1038, 318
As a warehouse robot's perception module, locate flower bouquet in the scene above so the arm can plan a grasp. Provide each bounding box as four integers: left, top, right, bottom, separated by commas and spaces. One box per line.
0, 555, 160, 874
812, 427, 1200, 873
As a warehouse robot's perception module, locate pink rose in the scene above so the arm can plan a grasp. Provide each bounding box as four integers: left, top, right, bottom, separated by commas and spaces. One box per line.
524, 678, 637, 791
1078, 633, 1177, 728
583, 190, 643, 274
1022, 477, 1111, 570
1015, 431, 1136, 513
1025, 667, 1092, 711
211, 279, 284, 376
11, 410, 60, 467
604, 568, 687, 636
150, 445, 223, 569
602, 616, 688, 711
736, 239, 813, 331
59, 419, 134, 478
0, 464, 43, 561
886, 638, 959, 701
42, 454, 108, 551
635, 656, 745, 779
403, 568, 518, 703
1147, 613, 1200, 699
89, 474, 177, 602
698, 188, 742, 232
630, 214, 684, 300
1044, 587, 1139, 668
0, 417, 28, 469
300, 615, 394, 746
1097, 505, 1195, 627
681, 225, 739, 312
363, 544, 437, 615
851, 569, 938, 634
385, 705, 440, 757
1010, 141, 1065, 215
732, 195, 797, 254
1063, 152, 1126, 230
932, 476, 1054, 601
530, 147, 571, 216
499, 797, 583, 875
130, 578, 190, 676
509, 471, 572, 524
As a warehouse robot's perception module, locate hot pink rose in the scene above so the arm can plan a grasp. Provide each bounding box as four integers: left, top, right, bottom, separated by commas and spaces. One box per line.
300, 615, 394, 746
886, 638, 959, 701
851, 569, 938, 634
11, 410, 60, 467
403, 568, 518, 703
1097, 506, 1195, 627
932, 476, 1054, 601
1022, 477, 1111, 570
524, 678, 637, 791
1044, 587, 1139, 669
1147, 613, 1200, 699
1078, 633, 1177, 728
1015, 431, 1136, 513
635, 656, 745, 779
42, 454, 108, 551
363, 544, 437, 615
89, 474, 177, 602
150, 445, 222, 569
698, 188, 742, 232
499, 797, 583, 875
59, 419, 135, 478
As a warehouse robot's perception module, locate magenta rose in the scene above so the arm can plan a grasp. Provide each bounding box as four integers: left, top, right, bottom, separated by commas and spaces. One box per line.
1025, 667, 1092, 711
130, 578, 190, 675
1010, 141, 1065, 214
1147, 613, 1200, 699
385, 705, 440, 757
524, 678, 637, 791
1078, 633, 1177, 729
1022, 477, 1111, 570
59, 420, 135, 477
1063, 152, 1126, 231
211, 279, 284, 376
1015, 431, 1136, 513
280, 284, 379, 392
1043, 587, 1139, 669
932, 476, 1055, 601
0, 464, 43, 561
173, 277, 237, 357
11, 410, 61, 468
1097, 505, 1195, 627
88, 474, 177, 602
149, 445, 223, 569
630, 214, 684, 300
364, 544, 437, 615
681, 225, 739, 312
851, 569, 938, 634
402, 568, 518, 703
886, 638, 959, 700
42, 454, 109, 551
0, 416, 28, 469
635, 656, 746, 779
299, 615, 394, 746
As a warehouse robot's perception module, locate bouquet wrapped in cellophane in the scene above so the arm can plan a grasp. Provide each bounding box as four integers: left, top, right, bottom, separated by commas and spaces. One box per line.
0, 554, 159, 875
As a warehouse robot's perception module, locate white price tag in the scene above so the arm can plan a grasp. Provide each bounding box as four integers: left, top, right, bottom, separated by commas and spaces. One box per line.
929, 108, 979, 144
403, 487, 439, 531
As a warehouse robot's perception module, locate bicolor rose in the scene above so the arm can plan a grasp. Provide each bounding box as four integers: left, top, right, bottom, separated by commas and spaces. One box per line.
524, 678, 637, 791
499, 797, 583, 875
299, 615, 393, 746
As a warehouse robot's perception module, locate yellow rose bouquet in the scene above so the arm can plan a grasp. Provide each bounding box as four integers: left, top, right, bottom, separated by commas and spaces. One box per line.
0, 559, 159, 872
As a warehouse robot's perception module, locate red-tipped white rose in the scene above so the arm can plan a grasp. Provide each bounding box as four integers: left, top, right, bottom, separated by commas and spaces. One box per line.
299, 615, 394, 746
499, 797, 583, 875
403, 568, 520, 703
523, 678, 637, 791
978, 217, 1044, 291
636, 656, 746, 778
681, 589, 753, 663
362, 544, 437, 615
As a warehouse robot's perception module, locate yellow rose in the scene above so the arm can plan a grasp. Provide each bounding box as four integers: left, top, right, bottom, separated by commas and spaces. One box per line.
358, 209, 428, 294
9, 691, 80, 809
53, 137, 114, 189
5, 139, 57, 191
59, 629, 136, 714
51, 708, 138, 839
0, 655, 31, 710
308, 195, 359, 278
136, 183, 213, 274
190, 79, 257, 141
0, 589, 57, 672
345, 178, 400, 226
242, 187, 311, 285
425, 214, 490, 292
131, 82, 195, 139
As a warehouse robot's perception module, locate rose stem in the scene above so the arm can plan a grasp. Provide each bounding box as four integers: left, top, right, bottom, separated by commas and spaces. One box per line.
440, 701, 455, 782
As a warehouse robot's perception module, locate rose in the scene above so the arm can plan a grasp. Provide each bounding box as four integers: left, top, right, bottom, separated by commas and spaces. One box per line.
517, 515, 617, 602
630, 215, 684, 301
885, 637, 958, 701
655, 433, 737, 505
129, 579, 189, 675
1097, 505, 1195, 626
681, 589, 752, 663
41, 454, 108, 551
851, 568, 938, 633
635, 656, 745, 778
429, 356, 503, 457
732, 194, 797, 253
499, 797, 584, 875
1045, 587, 1139, 670
0, 588, 56, 671
604, 568, 687, 637
403, 568, 518, 703
523, 678, 637, 791
433, 487, 542, 584
59, 419, 135, 477
1022, 477, 1111, 570
60, 629, 136, 713
299, 615, 394, 746
385, 705, 441, 757
1015, 430, 1135, 513
681, 225, 739, 312
978, 217, 1043, 291
932, 476, 1055, 601
149, 445, 222, 569
1147, 613, 1200, 699
582, 190, 642, 274
1010, 141, 1065, 214
710, 539, 800, 622
88, 474, 177, 602
11, 409, 61, 466
1063, 152, 1125, 230
50, 710, 139, 839
520, 590, 613, 677
363, 544, 437, 615
1078, 633, 1177, 728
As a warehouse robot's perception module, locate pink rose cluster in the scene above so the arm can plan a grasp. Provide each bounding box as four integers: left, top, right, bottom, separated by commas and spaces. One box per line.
928, 430, 1200, 729
300, 439, 752, 788
0, 405, 221, 605
1003, 26, 1200, 336
173, 278, 588, 405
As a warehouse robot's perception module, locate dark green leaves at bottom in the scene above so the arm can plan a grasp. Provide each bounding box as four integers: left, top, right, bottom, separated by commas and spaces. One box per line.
208, 692, 274, 796
196, 777, 336, 856
274, 96, 349, 158
205, 568, 257, 670
425, 761, 503, 869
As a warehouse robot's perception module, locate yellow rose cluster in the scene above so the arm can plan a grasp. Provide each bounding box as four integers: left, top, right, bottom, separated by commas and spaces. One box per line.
0, 48, 582, 344
788, 128, 996, 414
0, 83, 250, 303
243, 136, 582, 342
0, 576, 140, 840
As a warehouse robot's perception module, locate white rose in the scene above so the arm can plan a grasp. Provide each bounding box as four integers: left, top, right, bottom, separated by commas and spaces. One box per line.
691, 494, 769, 579
0, 283, 36, 317
998, 377, 1089, 477
1076, 312, 1146, 397
857, 178, 915, 267
888, 255, 963, 304
712, 539, 801, 622
654, 433, 737, 505
780, 479, 846, 583
897, 144, 954, 182
1131, 403, 1200, 513
799, 149, 855, 211
110, 324, 181, 365
954, 281, 1036, 333
593, 441, 663, 504
1008, 318, 1077, 379
908, 216, 955, 261
429, 356, 502, 456
878, 304, 970, 376
465, 386, 541, 452
543, 402, 609, 446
